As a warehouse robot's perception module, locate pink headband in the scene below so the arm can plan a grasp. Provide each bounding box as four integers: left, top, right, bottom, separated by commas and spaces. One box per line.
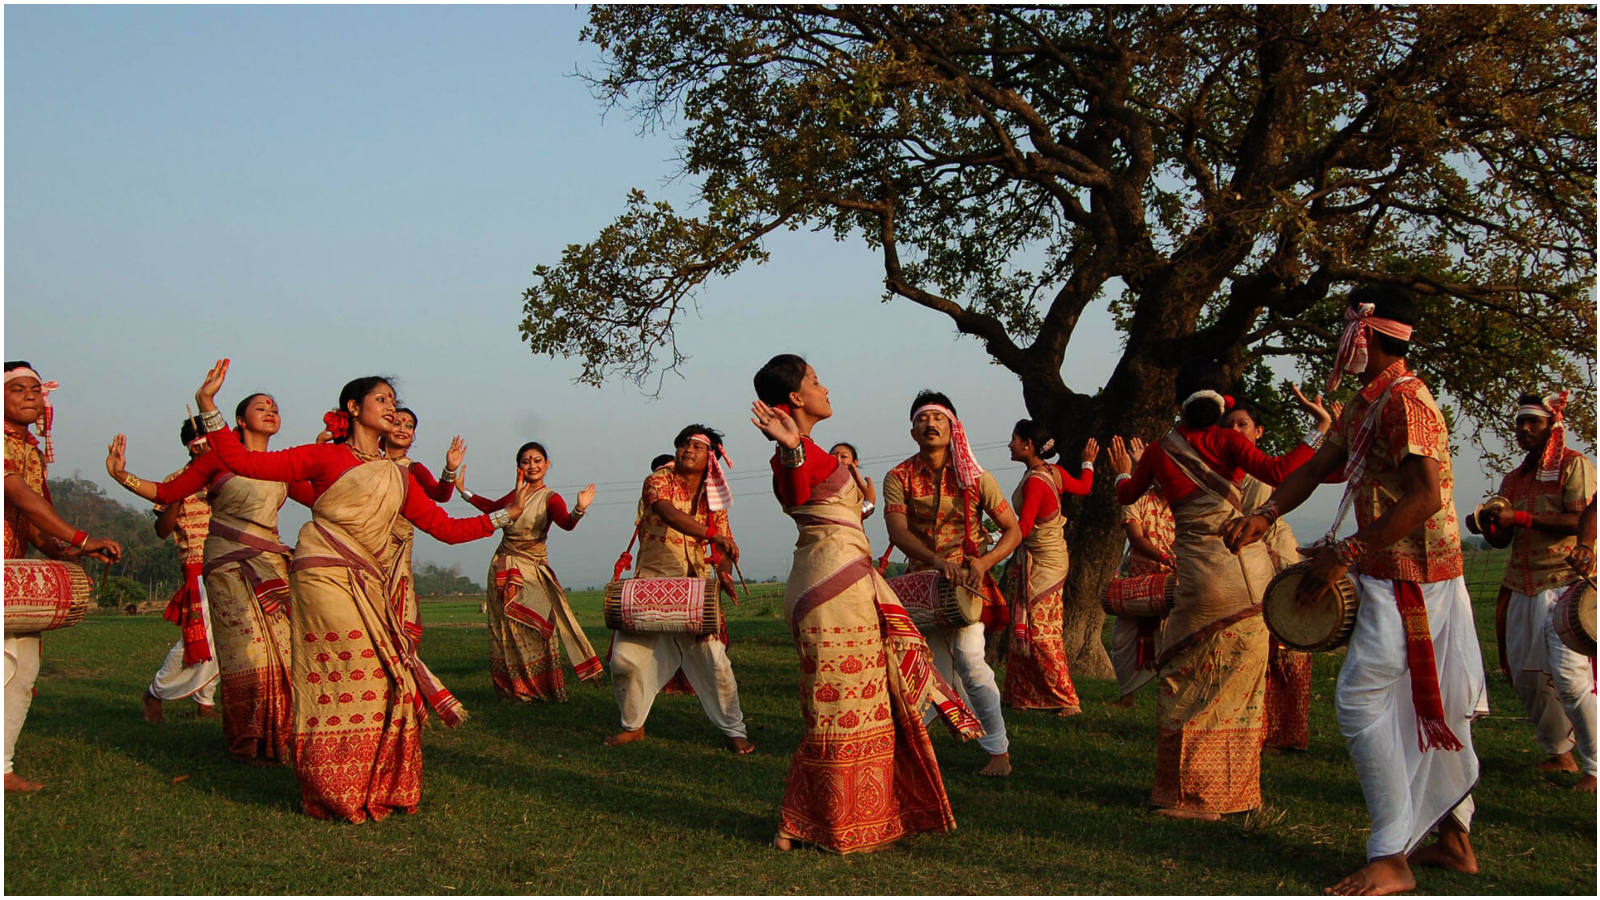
1327, 303, 1415, 392
5, 367, 58, 463
912, 403, 984, 490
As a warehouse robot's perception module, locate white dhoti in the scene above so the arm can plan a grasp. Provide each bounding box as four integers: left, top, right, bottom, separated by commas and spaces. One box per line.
148, 579, 219, 706
1337, 575, 1488, 859
1506, 585, 1597, 773
610, 632, 747, 737
3, 633, 42, 775
922, 620, 1009, 755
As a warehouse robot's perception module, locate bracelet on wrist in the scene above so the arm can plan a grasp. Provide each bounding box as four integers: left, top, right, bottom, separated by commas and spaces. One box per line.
1114, 472, 1131, 484
1513, 510, 1534, 528
118, 472, 145, 493
441, 467, 458, 483
198, 408, 228, 434
1081, 461, 1095, 470
1250, 499, 1280, 527
457, 486, 476, 501
488, 509, 512, 530
1303, 427, 1325, 448
1333, 536, 1367, 567
71, 530, 89, 551
778, 442, 806, 469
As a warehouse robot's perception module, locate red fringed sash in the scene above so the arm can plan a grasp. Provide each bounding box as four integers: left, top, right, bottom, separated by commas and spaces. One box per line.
1393, 579, 1462, 752
162, 561, 211, 666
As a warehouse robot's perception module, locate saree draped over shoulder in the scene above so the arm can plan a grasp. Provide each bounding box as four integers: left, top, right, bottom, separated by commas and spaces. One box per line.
779, 462, 979, 853
202, 472, 295, 763
288, 458, 427, 823
1002, 469, 1081, 712
486, 486, 602, 701
1152, 434, 1272, 815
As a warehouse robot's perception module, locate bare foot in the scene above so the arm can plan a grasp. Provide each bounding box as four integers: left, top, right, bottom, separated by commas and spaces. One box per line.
1407, 814, 1476, 874
604, 727, 646, 747
727, 736, 756, 755
4, 772, 43, 793
978, 752, 1012, 777
142, 690, 164, 724
1324, 855, 1416, 895
1056, 707, 1081, 718
1574, 773, 1597, 792
1536, 751, 1579, 773
1109, 694, 1136, 709
195, 704, 220, 719
1154, 807, 1221, 822
771, 833, 793, 851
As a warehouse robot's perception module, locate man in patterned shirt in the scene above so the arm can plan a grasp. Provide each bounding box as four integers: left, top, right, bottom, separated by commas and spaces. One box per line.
884, 390, 1021, 776
142, 419, 220, 723
1479, 392, 1596, 791
606, 425, 751, 753
1225, 286, 1486, 895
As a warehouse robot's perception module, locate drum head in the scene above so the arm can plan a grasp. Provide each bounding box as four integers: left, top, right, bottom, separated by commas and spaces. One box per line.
1263, 566, 1346, 651
1579, 583, 1597, 641
953, 583, 985, 625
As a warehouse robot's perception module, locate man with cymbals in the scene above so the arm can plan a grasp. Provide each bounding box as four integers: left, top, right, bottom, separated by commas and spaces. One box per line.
883, 390, 1020, 776
1223, 285, 1486, 895
1476, 391, 1596, 791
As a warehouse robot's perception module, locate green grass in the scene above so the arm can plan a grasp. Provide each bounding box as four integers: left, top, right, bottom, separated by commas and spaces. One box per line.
5, 556, 1593, 894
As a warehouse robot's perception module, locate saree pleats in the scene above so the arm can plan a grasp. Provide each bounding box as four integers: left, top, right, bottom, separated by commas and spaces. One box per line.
1002, 470, 1081, 712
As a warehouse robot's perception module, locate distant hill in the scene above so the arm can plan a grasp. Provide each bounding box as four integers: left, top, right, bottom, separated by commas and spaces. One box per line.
43, 475, 182, 600
413, 562, 483, 596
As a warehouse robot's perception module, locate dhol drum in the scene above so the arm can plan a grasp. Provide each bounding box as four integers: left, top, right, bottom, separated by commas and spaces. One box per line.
4, 558, 94, 634
1553, 580, 1597, 657
602, 576, 723, 636
1262, 560, 1360, 652
886, 569, 983, 631
1463, 494, 1511, 536
1102, 572, 1176, 618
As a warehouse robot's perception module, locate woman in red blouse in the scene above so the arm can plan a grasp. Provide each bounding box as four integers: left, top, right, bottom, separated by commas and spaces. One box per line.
108, 391, 313, 764
1107, 360, 1320, 822
1001, 418, 1096, 714
189, 359, 532, 823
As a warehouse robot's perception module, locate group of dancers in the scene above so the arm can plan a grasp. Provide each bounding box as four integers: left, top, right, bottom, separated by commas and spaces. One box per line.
4, 281, 1595, 895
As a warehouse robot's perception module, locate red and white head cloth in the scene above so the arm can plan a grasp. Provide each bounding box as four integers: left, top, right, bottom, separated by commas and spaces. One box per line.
913, 402, 984, 491
689, 433, 733, 511
4, 366, 59, 463
1326, 302, 1415, 393
1515, 390, 1570, 483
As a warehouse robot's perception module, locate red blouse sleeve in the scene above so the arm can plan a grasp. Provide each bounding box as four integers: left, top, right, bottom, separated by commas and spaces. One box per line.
547, 492, 579, 531
153, 453, 225, 505
1220, 429, 1315, 487
400, 486, 493, 544
205, 423, 347, 486
1016, 476, 1060, 539
1115, 443, 1161, 506
469, 489, 515, 513
769, 438, 840, 507
1053, 463, 1094, 496
287, 480, 317, 508
409, 462, 454, 504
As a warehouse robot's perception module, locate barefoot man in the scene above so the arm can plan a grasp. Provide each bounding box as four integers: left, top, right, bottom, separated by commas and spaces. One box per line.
1225, 285, 1486, 895
884, 390, 1021, 776
1476, 392, 1596, 791
606, 425, 752, 754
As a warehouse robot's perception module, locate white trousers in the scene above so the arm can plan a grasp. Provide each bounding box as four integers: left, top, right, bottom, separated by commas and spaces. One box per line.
922, 621, 1009, 755
611, 632, 747, 737
1506, 586, 1597, 774
149, 578, 219, 705
4, 633, 42, 776
1338, 575, 1487, 859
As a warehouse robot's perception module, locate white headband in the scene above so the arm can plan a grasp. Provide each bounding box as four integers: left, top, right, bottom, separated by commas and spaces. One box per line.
1182, 390, 1227, 412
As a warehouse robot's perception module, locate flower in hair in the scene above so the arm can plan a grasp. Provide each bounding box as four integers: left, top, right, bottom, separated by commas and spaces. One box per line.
322, 409, 351, 440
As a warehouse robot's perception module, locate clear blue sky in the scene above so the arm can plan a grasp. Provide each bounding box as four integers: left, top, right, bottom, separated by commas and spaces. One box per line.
4, 5, 1509, 588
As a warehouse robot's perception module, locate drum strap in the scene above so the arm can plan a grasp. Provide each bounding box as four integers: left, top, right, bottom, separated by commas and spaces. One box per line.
1323, 378, 1416, 544
612, 527, 640, 582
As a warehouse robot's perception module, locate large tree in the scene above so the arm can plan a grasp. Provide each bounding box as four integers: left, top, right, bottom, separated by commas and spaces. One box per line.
523, 5, 1596, 676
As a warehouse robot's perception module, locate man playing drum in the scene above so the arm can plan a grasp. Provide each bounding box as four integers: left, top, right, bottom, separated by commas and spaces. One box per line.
883, 390, 1021, 777
606, 425, 752, 754
1478, 392, 1596, 791
1225, 285, 1486, 895
4, 361, 122, 793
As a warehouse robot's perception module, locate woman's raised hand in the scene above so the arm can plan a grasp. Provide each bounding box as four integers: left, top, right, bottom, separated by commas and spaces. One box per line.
1081, 437, 1100, 464
1289, 383, 1334, 433
576, 483, 597, 512
1129, 436, 1146, 464
106, 434, 128, 481
750, 400, 802, 449
505, 470, 535, 521
1108, 436, 1133, 475
445, 436, 467, 472
195, 359, 230, 412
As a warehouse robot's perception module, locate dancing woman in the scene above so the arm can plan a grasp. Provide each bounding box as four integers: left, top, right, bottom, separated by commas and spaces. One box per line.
1107, 359, 1320, 821
380, 408, 462, 642
109, 392, 310, 764
460, 441, 603, 701
189, 360, 531, 822
828, 442, 877, 519
752, 354, 980, 853
1001, 419, 1096, 714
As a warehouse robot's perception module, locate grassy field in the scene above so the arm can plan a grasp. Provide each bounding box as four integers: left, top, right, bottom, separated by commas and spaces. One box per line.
4, 553, 1593, 894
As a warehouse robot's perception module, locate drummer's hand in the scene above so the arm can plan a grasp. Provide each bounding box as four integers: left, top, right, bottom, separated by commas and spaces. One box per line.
81, 537, 122, 564
959, 558, 989, 592
711, 533, 740, 564
1568, 543, 1596, 578
1222, 514, 1269, 553
1481, 505, 1512, 530
1294, 545, 1347, 608
932, 558, 963, 585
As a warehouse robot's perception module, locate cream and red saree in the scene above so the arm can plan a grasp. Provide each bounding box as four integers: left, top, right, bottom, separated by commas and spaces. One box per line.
1002, 469, 1081, 712
486, 487, 602, 701
778, 462, 979, 853
202, 472, 295, 763
1241, 475, 1312, 751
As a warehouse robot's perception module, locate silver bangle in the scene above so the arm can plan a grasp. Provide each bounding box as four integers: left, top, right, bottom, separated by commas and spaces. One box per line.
199, 409, 228, 434
441, 467, 458, 482
458, 486, 476, 501
488, 509, 512, 529
779, 443, 806, 468
1303, 427, 1325, 448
